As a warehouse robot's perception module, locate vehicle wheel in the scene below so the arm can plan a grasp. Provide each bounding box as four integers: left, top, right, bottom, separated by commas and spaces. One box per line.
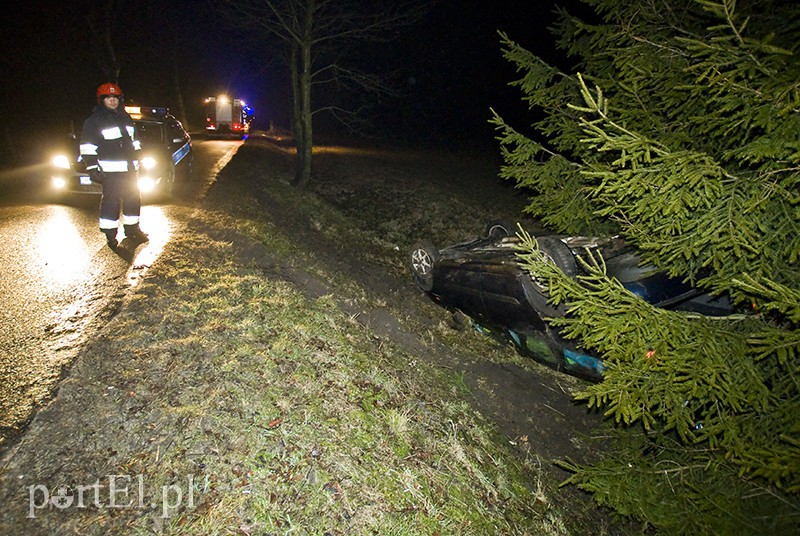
520, 236, 578, 318
485, 220, 516, 239
410, 241, 439, 292
537, 236, 578, 277
167, 166, 177, 193
158, 166, 176, 202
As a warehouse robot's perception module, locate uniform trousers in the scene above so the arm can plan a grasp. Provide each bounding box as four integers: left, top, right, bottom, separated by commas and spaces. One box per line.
98, 172, 141, 231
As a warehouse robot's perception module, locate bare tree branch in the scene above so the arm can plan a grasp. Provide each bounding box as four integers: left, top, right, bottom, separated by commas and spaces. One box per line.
215, 0, 432, 187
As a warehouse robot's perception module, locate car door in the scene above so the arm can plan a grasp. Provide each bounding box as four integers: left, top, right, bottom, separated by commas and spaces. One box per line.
168, 120, 191, 170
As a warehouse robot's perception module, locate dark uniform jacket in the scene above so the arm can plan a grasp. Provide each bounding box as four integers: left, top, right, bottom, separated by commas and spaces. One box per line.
80, 105, 141, 175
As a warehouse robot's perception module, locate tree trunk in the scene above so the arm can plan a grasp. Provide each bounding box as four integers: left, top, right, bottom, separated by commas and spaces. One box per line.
172, 54, 188, 130
291, 0, 314, 188
292, 43, 313, 188
224, 0, 431, 189
290, 44, 301, 141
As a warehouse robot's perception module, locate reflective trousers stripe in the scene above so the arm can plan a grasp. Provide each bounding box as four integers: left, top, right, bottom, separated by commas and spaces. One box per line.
99, 218, 118, 230
99, 215, 140, 229
98, 172, 141, 231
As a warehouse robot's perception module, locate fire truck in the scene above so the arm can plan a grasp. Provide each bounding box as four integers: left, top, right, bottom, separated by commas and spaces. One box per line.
204, 96, 253, 139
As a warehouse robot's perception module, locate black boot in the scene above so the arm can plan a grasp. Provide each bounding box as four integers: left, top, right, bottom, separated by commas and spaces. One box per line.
103, 229, 118, 249
124, 224, 149, 243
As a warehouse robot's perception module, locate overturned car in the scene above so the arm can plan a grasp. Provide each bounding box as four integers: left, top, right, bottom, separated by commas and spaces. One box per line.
410, 223, 733, 381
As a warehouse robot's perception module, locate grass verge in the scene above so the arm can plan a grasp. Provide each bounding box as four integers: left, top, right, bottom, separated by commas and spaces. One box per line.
138, 235, 562, 534
0, 138, 601, 534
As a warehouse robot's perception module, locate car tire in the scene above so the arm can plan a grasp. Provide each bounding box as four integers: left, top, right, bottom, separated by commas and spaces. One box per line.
154, 166, 175, 203
410, 241, 439, 292
166, 165, 176, 193
485, 220, 516, 239
520, 236, 578, 318
538, 236, 578, 277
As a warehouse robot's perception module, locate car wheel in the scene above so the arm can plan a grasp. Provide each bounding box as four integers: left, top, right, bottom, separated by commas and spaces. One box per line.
521, 236, 578, 318
485, 220, 516, 239
166, 165, 177, 193
410, 241, 439, 292
537, 236, 578, 277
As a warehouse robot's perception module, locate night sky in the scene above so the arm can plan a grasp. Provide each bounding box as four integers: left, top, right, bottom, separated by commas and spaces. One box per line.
1, 0, 579, 161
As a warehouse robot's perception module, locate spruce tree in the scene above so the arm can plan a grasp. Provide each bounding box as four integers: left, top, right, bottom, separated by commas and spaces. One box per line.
490, 0, 800, 532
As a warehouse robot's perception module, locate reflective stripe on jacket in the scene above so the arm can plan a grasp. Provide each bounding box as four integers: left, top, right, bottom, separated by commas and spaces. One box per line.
80, 105, 140, 173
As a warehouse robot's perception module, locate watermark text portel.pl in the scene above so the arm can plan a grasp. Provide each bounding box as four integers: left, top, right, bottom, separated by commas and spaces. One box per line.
27, 474, 196, 519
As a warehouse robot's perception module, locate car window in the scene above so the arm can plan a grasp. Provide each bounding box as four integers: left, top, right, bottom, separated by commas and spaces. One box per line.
135, 122, 165, 144
169, 122, 187, 141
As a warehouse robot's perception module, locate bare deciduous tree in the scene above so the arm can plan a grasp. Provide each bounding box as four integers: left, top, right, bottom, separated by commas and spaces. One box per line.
85, 0, 120, 83
220, 0, 431, 188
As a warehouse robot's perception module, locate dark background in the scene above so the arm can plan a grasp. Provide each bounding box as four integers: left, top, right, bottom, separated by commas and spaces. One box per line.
0, 0, 583, 165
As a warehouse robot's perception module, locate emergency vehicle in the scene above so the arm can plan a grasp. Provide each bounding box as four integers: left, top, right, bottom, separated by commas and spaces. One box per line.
204, 96, 253, 138
125, 105, 193, 194
49, 105, 192, 197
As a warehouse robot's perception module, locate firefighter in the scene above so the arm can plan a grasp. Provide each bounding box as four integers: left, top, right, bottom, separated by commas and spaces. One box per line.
80, 82, 148, 249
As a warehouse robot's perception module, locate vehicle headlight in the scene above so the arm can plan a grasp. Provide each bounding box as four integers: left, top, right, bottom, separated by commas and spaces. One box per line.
141, 157, 157, 170
52, 154, 71, 169
138, 176, 157, 193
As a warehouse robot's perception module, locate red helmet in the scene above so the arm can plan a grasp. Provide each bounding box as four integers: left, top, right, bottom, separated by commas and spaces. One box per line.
96, 82, 123, 101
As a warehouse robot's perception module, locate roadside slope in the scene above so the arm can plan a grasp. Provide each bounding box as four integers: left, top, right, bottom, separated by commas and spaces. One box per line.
0, 136, 617, 535
210, 136, 605, 463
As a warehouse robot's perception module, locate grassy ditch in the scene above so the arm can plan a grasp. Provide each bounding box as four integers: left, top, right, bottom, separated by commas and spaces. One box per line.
162, 140, 576, 534
120, 230, 564, 534
1, 137, 612, 535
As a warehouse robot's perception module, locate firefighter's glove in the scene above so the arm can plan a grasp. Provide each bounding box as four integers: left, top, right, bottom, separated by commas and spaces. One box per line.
88, 169, 106, 184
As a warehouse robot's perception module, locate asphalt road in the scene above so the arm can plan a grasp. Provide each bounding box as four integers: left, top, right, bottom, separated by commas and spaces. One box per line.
0, 138, 243, 449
